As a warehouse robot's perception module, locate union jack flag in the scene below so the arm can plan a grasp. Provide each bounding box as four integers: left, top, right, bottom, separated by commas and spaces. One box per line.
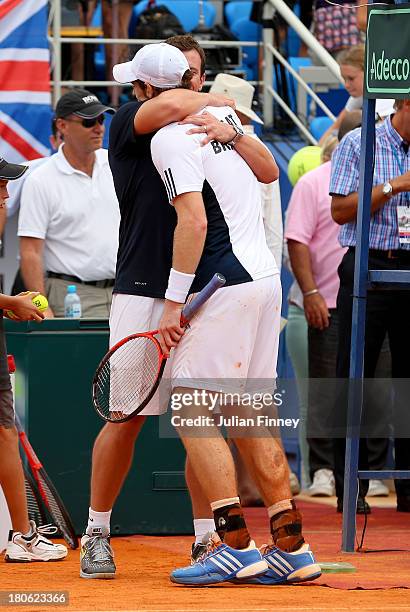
0, 0, 51, 163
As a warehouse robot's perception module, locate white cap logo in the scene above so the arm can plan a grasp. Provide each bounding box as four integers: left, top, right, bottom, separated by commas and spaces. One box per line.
82, 95, 99, 104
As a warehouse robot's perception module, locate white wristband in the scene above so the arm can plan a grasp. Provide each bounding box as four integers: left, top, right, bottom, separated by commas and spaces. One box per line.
165, 268, 195, 303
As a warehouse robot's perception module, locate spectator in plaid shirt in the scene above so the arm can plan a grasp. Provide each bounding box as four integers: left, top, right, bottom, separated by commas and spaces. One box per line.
330, 99, 410, 513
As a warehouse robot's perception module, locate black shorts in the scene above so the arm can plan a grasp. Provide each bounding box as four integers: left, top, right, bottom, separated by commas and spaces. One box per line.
0, 314, 14, 429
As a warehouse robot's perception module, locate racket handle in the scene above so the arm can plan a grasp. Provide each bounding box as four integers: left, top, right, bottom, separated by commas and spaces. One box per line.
181, 273, 226, 323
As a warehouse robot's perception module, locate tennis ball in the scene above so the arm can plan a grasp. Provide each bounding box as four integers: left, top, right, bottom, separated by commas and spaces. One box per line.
287, 146, 322, 187
5, 293, 48, 320
31, 294, 48, 311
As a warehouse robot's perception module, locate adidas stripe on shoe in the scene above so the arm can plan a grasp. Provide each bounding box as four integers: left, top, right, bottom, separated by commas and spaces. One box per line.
233, 543, 321, 585
171, 532, 268, 586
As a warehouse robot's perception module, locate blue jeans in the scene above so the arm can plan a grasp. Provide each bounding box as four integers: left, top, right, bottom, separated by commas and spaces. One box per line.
285, 304, 309, 483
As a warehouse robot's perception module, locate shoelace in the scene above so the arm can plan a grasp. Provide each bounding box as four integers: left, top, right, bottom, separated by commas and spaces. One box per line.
259, 542, 278, 556
36, 524, 58, 536
196, 538, 220, 563
191, 542, 207, 565
87, 536, 113, 563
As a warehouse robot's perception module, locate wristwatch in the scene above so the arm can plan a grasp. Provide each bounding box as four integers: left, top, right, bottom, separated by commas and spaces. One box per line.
382, 181, 393, 198
227, 124, 244, 147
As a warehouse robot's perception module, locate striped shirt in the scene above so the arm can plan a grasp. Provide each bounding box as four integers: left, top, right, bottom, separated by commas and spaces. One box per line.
330, 115, 410, 250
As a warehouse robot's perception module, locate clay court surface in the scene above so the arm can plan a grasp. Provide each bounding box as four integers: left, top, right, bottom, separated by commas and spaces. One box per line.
1, 499, 409, 612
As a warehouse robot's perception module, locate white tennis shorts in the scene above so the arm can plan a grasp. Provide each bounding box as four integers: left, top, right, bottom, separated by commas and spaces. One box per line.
109, 294, 170, 416
171, 274, 282, 395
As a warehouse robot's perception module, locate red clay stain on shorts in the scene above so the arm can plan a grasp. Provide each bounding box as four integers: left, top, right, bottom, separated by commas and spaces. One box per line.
235, 362, 242, 368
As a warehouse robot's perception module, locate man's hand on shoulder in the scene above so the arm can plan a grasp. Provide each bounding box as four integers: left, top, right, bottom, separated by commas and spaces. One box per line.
181, 111, 236, 146
134, 90, 233, 135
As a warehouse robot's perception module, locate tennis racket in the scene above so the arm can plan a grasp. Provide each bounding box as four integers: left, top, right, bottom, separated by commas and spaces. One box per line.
92, 272, 226, 423
15, 414, 78, 550
23, 463, 48, 528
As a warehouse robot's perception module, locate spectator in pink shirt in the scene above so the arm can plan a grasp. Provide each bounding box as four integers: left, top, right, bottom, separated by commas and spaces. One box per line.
285, 124, 390, 506
285, 136, 342, 497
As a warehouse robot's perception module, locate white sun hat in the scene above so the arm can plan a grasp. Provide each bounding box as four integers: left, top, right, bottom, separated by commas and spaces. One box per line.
210, 73, 263, 125
113, 43, 190, 88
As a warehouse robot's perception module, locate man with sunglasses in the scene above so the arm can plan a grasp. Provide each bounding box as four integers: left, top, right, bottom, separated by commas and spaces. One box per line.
18, 89, 120, 317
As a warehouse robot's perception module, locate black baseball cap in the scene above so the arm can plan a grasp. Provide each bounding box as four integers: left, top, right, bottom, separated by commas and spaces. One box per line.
55, 88, 115, 119
0, 158, 28, 180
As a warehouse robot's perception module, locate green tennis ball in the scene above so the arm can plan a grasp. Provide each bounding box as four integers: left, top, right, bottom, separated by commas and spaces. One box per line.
31, 294, 48, 311
287, 146, 322, 187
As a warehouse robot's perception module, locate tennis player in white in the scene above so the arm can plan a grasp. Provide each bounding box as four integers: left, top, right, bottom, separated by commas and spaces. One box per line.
80, 39, 287, 580
147, 46, 321, 586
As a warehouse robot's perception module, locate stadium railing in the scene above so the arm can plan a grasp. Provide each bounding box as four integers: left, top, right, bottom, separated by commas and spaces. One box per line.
49, 0, 344, 144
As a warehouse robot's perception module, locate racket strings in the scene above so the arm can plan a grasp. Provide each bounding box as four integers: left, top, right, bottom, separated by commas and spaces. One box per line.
24, 466, 47, 527
36, 471, 77, 549
95, 336, 161, 420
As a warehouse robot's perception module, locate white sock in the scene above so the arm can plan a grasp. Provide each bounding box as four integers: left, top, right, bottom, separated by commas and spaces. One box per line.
193, 518, 216, 544
86, 507, 112, 536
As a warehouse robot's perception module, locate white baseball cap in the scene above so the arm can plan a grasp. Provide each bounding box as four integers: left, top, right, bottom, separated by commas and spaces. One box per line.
113, 43, 190, 87
210, 73, 263, 125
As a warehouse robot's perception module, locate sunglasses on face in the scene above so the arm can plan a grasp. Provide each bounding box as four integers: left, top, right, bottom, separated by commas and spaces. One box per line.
65, 115, 105, 128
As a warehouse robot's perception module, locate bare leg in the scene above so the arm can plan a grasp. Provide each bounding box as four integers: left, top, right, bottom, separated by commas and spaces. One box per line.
175, 389, 254, 549
71, 43, 85, 82
174, 388, 237, 500
102, 0, 133, 102
90, 416, 145, 510
228, 439, 262, 506
185, 457, 213, 518
0, 425, 29, 533
232, 435, 291, 506
71, 1, 97, 82
179, 429, 237, 503
117, 3, 134, 62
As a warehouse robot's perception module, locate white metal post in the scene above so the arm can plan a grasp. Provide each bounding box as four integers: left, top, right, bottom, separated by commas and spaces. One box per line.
111, 0, 120, 106
52, 0, 62, 106
268, 0, 343, 84
262, 1, 274, 128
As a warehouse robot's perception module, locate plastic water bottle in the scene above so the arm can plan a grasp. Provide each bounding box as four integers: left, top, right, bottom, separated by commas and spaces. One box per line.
64, 285, 82, 318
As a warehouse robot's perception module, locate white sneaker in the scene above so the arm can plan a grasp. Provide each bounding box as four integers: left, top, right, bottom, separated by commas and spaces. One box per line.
367, 479, 389, 497
5, 521, 68, 562
306, 469, 335, 497
289, 472, 301, 495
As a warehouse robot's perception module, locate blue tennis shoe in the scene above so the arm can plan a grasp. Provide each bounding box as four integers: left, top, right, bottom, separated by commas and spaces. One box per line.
233, 543, 321, 585
171, 532, 268, 585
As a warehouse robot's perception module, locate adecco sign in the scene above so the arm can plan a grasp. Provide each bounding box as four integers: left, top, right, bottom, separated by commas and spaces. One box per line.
365, 4, 410, 98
